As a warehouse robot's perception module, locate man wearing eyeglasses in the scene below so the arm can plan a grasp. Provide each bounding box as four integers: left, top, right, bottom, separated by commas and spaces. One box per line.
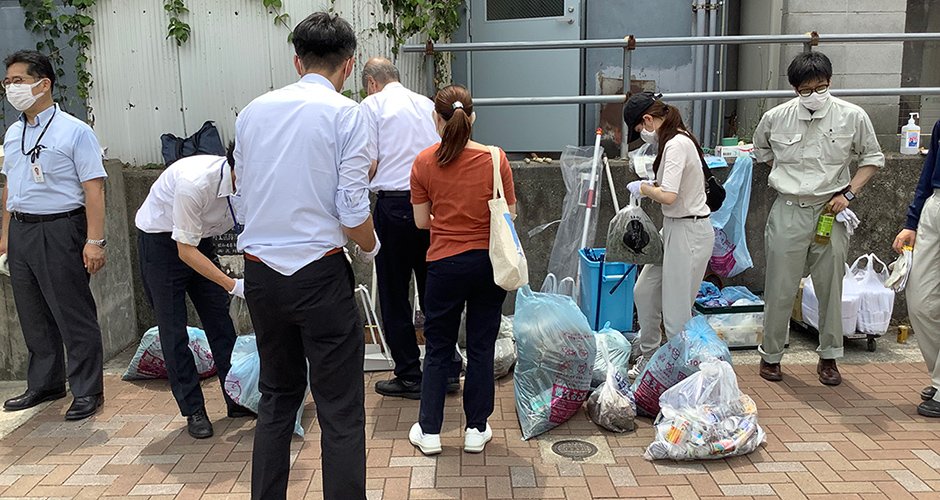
1, 50, 107, 420
753, 51, 884, 386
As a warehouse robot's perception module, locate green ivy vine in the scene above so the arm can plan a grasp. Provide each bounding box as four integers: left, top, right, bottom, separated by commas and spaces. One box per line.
376, 0, 462, 54
261, 0, 293, 43
164, 0, 191, 46
18, 0, 96, 115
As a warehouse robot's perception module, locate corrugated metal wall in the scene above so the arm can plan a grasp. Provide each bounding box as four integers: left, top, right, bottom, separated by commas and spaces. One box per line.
88, 0, 425, 165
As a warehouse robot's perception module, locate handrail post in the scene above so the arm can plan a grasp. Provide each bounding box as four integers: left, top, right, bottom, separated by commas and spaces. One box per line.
425, 40, 436, 96
621, 35, 636, 159
804, 30, 819, 53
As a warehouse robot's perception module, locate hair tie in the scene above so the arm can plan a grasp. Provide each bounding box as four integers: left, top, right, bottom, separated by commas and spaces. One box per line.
452, 101, 464, 110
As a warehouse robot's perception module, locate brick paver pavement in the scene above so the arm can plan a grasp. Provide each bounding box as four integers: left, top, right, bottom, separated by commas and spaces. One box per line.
1, 361, 939, 499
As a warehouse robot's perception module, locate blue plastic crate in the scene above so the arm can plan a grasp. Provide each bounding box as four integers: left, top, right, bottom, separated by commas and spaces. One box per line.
578, 248, 636, 332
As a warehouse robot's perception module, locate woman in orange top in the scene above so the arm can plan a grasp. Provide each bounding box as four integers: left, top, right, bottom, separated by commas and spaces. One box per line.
408, 85, 516, 456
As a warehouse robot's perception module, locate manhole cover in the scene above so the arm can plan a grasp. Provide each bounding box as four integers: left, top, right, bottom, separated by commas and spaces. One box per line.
551, 439, 599, 460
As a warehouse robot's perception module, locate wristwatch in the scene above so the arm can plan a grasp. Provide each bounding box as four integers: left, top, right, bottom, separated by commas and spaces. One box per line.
86, 238, 107, 248
840, 186, 856, 202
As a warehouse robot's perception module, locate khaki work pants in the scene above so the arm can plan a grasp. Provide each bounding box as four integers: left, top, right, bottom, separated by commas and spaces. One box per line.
760, 195, 848, 363
908, 190, 940, 402
634, 216, 715, 358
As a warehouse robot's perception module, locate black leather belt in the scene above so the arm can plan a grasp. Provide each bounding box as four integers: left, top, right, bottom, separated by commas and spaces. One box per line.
12, 206, 85, 223
377, 190, 410, 199
674, 214, 710, 220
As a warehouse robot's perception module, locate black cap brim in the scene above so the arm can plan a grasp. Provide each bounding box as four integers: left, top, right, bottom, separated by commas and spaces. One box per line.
622, 92, 658, 147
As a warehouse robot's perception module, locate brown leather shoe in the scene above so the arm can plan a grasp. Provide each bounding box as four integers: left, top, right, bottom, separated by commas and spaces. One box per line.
817, 359, 842, 386
759, 360, 782, 382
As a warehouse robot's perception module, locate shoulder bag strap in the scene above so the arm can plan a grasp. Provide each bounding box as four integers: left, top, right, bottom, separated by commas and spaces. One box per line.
488, 146, 504, 201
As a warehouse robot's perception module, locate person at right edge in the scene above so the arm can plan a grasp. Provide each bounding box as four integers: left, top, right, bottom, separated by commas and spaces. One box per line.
753, 52, 883, 386
234, 13, 376, 500
894, 117, 940, 417
408, 85, 515, 456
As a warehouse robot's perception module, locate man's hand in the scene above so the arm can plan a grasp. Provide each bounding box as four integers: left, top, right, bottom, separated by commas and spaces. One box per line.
829, 194, 850, 214
83, 243, 106, 274
354, 230, 381, 263
893, 229, 916, 254
0, 238, 7, 257
228, 278, 245, 299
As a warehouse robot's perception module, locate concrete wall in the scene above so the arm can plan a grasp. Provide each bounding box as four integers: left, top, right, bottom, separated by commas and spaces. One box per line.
737, 0, 909, 145
0, 160, 138, 380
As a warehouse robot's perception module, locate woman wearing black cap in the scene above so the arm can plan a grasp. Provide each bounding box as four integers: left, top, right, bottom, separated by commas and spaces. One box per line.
622, 92, 716, 379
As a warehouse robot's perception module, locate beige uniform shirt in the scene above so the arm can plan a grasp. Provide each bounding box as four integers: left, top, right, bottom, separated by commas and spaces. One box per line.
657, 133, 709, 218
753, 96, 884, 206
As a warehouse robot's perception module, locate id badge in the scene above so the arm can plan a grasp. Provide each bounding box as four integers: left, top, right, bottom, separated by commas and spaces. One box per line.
31, 163, 45, 183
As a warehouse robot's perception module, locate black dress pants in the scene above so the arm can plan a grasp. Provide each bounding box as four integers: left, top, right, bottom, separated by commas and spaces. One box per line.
245, 253, 365, 500
374, 194, 460, 381
8, 214, 103, 397
418, 250, 506, 434
137, 231, 237, 416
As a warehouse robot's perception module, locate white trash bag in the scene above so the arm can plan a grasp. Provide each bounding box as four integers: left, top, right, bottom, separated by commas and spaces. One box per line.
801, 266, 861, 336
224, 334, 308, 436
848, 254, 895, 335
122, 326, 216, 381
645, 359, 765, 461
587, 336, 637, 433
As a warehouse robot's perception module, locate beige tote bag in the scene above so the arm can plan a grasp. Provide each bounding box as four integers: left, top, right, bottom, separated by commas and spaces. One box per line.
487, 146, 529, 290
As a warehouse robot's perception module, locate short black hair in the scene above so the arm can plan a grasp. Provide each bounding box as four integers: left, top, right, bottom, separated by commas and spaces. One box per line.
787, 51, 832, 88
292, 12, 356, 73
3, 50, 55, 87
226, 140, 235, 169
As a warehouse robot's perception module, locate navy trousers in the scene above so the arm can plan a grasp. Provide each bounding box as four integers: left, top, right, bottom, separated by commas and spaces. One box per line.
137, 231, 237, 416
418, 250, 506, 434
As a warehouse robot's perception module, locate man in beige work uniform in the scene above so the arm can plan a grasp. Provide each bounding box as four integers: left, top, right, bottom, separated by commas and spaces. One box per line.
753, 52, 884, 386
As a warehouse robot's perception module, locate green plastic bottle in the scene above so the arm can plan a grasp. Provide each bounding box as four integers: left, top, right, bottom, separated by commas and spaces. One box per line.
814, 206, 835, 245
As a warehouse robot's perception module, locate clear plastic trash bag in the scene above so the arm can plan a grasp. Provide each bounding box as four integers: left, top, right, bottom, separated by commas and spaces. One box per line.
587, 335, 637, 433
645, 359, 765, 460
631, 315, 732, 417
546, 145, 605, 281
708, 156, 754, 277
606, 196, 664, 266
513, 285, 596, 440
123, 326, 216, 381
592, 323, 632, 388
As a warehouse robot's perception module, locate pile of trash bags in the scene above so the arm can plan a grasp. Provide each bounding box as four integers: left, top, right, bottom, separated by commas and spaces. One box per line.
587, 335, 637, 433
645, 359, 765, 460
592, 323, 634, 388
513, 285, 596, 440
224, 334, 308, 436
123, 326, 216, 381
632, 315, 733, 417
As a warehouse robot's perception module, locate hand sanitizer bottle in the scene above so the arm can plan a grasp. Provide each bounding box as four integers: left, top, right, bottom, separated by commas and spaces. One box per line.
901, 112, 921, 154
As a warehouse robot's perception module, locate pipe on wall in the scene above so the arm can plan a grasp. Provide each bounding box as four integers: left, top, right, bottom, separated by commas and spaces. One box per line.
704, 0, 718, 148
693, 1, 706, 140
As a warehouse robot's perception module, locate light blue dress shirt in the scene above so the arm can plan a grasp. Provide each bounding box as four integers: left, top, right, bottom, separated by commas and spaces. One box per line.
2, 104, 107, 214
234, 73, 371, 276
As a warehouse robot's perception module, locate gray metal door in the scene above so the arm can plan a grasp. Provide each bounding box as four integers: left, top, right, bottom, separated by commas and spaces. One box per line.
469, 0, 581, 152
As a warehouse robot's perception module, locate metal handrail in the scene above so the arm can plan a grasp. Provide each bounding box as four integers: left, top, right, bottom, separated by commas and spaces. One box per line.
472, 88, 940, 106
403, 32, 940, 156
401, 33, 940, 53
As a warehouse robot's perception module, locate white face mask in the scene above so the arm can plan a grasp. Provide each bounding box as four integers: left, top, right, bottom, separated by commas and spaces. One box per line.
5, 80, 44, 112
640, 127, 658, 145
799, 88, 830, 111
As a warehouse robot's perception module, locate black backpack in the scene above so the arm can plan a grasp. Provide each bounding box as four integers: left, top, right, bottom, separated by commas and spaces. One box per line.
160, 120, 226, 166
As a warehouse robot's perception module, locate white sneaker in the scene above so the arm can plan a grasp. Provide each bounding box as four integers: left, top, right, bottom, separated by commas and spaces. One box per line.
628, 355, 647, 380
464, 423, 492, 453
409, 422, 442, 455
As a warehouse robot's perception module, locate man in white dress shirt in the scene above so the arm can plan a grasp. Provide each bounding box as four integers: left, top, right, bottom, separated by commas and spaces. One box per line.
360, 58, 461, 399
135, 144, 255, 440
234, 12, 378, 500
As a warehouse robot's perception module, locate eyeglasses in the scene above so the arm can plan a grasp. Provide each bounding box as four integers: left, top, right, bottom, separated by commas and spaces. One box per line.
797, 84, 829, 97
1, 76, 38, 89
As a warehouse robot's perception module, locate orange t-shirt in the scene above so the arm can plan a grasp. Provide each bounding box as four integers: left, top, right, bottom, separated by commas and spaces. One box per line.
411, 145, 516, 262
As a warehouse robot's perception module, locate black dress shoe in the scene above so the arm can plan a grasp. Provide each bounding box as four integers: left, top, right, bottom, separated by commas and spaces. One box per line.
375, 377, 421, 400
922, 386, 937, 401
3, 387, 66, 411
918, 399, 940, 418
187, 408, 214, 439
65, 394, 104, 421
227, 405, 257, 419
447, 377, 460, 394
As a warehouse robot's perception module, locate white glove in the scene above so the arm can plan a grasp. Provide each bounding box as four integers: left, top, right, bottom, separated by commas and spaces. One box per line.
354, 231, 382, 264
228, 278, 245, 299
835, 208, 860, 236
627, 180, 653, 199
0, 254, 8, 276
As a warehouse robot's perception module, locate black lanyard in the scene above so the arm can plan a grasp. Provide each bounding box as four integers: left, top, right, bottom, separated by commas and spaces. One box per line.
220, 164, 241, 234
21, 106, 57, 163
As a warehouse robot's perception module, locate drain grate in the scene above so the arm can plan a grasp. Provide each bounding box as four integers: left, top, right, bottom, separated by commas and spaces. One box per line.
551, 439, 599, 461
